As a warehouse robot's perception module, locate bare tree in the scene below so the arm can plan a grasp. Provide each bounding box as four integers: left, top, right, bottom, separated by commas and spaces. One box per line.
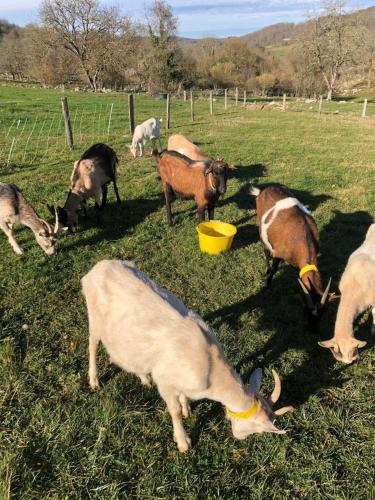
360, 27, 375, 88
40, 0, 131, 91
0, 28, 26, 80
145, 1, 181, 92
301, 1, 359, 100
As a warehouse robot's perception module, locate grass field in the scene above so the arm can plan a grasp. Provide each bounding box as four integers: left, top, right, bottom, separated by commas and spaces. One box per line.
0, 85, 374, 499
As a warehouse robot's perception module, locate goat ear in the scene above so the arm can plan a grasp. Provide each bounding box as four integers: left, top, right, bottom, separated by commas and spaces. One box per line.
352, 338, 367, 349
248, 368, 262, 394
318, 339, 340, 353
228, 164, 237, 170
328, 293, 340, 302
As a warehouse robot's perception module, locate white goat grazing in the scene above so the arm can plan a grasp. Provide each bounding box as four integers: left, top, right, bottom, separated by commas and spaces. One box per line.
130, 118, 162, 157
0, 182, 58, 255
319, 223, 375, 364
82, 260, 293, 452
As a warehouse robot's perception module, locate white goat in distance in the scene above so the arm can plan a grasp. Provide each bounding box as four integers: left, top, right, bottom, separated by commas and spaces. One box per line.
319, 223, 375, 364
82, 260, 293, 452
130, 118, 162, 157
0, 182, 58, 255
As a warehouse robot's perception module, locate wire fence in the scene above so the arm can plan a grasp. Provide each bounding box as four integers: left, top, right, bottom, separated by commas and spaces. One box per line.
1, 89, 374, 169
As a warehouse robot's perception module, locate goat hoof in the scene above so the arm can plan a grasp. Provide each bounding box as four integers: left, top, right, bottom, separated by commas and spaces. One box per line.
175, 436, 191, 452
89, 377, 100, 390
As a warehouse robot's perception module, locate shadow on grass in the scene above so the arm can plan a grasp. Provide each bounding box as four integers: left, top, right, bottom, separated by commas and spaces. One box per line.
62, 194, 164, 249
319, 209, 373, 281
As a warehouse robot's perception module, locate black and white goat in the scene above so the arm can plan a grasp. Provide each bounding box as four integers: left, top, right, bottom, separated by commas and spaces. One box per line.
49, 143, 121, 231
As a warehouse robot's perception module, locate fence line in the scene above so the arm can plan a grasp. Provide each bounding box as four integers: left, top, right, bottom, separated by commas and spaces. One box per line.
1, 91, 374, 168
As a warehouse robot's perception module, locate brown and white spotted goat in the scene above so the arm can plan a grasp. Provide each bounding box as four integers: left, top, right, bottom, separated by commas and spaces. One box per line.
250, 183, 333, 315
49, 143, 121, 231
153, 149, 234, 225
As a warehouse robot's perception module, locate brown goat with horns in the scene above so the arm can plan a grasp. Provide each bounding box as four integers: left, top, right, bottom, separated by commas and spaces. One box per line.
153, 150, 234, 225
250, 183, 334, 316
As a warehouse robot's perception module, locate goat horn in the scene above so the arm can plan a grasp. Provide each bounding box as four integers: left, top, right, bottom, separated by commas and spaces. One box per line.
267, 369, 281, 405
320, 277, 332, 305
53, 206, 59, 234
274, 406, 294, 417
298, 278, 314, 309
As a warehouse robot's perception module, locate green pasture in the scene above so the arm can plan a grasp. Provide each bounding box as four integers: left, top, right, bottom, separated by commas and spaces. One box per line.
0, 85, 374, 498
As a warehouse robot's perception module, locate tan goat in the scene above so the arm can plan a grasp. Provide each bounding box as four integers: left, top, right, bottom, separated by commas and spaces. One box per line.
82, 260, 293, 452
319, 224, 375, 363
167, 134, 210, 161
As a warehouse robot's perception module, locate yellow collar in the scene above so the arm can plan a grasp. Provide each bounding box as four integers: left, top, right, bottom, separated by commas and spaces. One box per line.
226, 400, 260, 419
299, 264, 318, 279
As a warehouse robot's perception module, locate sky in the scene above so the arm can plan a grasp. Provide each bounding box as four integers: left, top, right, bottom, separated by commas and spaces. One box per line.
0, 0, 374, 38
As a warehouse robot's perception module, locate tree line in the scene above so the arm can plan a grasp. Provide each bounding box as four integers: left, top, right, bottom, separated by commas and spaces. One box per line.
0, 0, 374, 100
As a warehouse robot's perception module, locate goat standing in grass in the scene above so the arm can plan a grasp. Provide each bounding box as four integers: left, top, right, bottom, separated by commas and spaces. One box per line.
82, 260, 293, 452
153, 149, 233, 225
130, 118, 162, 157
50, 143, 121, 231
250, 183, 333, 315
319, 224, 375, 363
0, 182, 58, 255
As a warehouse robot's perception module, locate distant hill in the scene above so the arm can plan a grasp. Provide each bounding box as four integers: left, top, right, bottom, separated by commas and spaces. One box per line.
238, 22, 304, 47
178, 5, 375, 49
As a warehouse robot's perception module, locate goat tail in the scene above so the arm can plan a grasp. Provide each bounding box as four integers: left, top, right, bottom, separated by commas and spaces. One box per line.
249, 185, 261, 197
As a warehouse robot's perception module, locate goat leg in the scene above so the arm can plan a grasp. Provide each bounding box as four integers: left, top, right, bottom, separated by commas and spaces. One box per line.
263, 246, 271, 268
81, 199, 88, 217
207, 203, 215, 221
101, 184, 108, 208
1, 221, 23, 255
266, 258, 282, 287
164, 184, 173, 226
113, 179, 121, 205
197, 206, 206, 222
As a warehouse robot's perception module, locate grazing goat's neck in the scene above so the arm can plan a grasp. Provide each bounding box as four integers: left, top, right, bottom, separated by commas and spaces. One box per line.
18, 197, 45, 233
334, 293, 358, 339
64, 191, 82, 212
202, 343, 254, 412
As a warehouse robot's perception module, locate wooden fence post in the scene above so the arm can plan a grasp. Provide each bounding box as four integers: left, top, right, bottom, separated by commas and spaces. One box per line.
282, 93, 286, 111
166, 93, 170, 129
61, 96, 73, 149
128, 94, 135, 136
107, 103, 114, 137
235, 87, 238, 106
362, 98, 368, 117
243, 90, 247, 106
183, 90, 187, 101
318, 95, 323, 114
209, 91, 213, 115
190, 91, 194, 122
224, 89, 228, 110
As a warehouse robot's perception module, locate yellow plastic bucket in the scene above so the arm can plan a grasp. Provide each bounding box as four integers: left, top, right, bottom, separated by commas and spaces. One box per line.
196, 220, 237, 255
